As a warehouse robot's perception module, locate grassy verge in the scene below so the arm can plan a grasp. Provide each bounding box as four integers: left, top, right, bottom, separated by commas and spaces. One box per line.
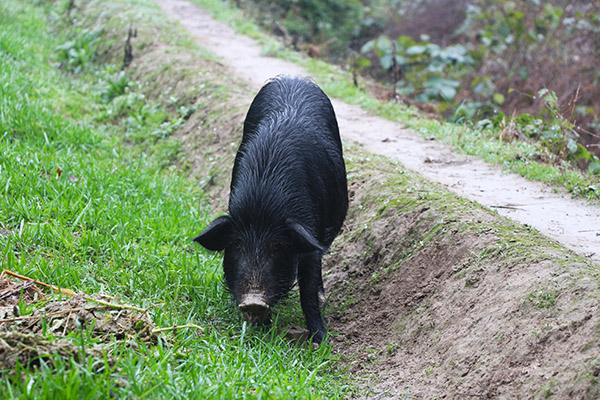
0, 0, 348, 398
189, 0, 600, 203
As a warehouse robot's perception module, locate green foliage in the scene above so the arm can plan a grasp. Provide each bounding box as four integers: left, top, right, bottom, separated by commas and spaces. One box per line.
98, 70, 131, 103
471, 2, 564, 56
360, 34, 473, 102
477, 88, 600, 175
234, 0, 364, 56
55, 28, 101, 73
463, 1, 599, 126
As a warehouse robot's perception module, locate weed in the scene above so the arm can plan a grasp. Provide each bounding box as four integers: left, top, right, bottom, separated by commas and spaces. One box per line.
386, 341, 400, 355
527, 285, 559, 309
55, 29, 101, 73
422, 364, 434, 377
99, 70, 131, 103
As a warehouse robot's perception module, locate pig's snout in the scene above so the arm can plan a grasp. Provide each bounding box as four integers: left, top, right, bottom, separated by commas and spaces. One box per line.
238, 294, 271, 325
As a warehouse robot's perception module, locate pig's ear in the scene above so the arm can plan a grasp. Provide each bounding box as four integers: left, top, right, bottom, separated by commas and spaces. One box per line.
193, 215, 233, 251
287, 220, 325, 254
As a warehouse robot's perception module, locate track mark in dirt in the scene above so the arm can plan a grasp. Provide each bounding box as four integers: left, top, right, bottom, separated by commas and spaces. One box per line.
155, 0, 599, 263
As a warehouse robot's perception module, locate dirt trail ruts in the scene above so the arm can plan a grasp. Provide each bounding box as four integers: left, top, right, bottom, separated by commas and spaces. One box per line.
155, 0, 600, 263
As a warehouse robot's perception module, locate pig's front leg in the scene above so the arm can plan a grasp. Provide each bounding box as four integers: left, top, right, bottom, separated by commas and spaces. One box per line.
298, 251, 326, 344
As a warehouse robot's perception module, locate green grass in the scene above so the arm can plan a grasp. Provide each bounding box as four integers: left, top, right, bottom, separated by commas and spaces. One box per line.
190, 0, 600, 203
0, 1, 348, 398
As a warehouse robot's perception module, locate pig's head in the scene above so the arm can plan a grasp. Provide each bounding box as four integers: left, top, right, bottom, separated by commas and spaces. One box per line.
194, 215, 323, 325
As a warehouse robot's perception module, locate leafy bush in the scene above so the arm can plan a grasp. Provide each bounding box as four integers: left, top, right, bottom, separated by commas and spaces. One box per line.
55, 28, 101, 73
355, 0, 599, 172
236, 0, 364, 57
359, 34, 474, 102
479, 89, 600, 174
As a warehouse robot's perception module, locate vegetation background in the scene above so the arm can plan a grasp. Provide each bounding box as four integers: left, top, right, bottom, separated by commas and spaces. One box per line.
232, 0, 600, 174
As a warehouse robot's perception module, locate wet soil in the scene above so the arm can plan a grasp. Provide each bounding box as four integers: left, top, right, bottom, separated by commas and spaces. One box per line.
323, 159, 600, 398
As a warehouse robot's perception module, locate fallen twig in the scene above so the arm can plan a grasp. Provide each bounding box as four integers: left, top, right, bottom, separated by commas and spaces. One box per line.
152, 324, 204, 334
84, 296, 147, 313
0, 305, 107, 323
2, 269, 77, 296
489, 205, 525, 211
0, 280, 36, 301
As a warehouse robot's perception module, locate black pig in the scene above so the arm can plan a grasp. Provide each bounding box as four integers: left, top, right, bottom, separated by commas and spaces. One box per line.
194, 76, 348, 343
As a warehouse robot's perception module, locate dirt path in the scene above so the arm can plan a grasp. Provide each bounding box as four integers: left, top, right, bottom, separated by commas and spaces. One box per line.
156, 0, 600, 263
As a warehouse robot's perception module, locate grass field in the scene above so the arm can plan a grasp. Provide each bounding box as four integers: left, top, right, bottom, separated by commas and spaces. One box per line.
0, 0, 348, 398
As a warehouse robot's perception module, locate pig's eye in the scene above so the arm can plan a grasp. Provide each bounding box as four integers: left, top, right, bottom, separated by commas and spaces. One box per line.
234, 242, 244, 251
268, 241, 281, 255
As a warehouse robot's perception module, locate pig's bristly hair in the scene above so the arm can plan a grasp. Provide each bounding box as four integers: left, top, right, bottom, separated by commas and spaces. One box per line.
228, 76, 346, 248
241, 76, 341, 151
230, 119, 315, 230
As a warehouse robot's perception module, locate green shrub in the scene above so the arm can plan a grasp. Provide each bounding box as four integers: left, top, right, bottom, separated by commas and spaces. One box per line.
241, 0, 364, 56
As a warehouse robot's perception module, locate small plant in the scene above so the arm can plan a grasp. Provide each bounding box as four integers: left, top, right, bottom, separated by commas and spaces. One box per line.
386, 341, 400, 355
55, 29, 101, 73
527, 285, 559, 309
422, 364, 434, 377
99, 70, 131, 103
